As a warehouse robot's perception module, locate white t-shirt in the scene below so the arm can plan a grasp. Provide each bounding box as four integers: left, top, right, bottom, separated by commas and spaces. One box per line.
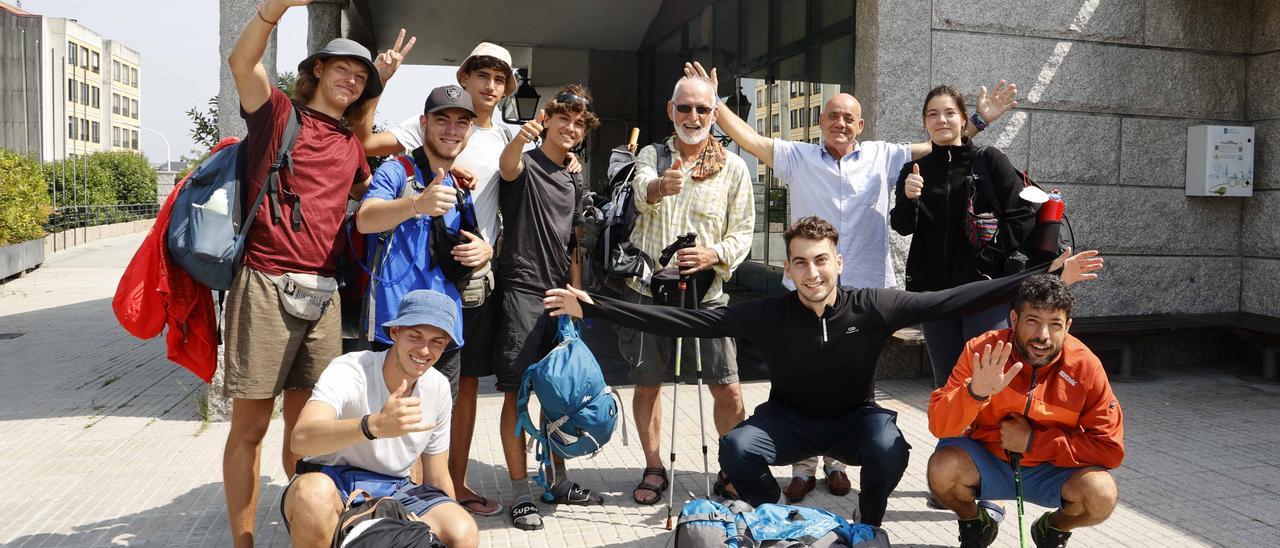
390, 117, 510, 244
304, 350, 452, 478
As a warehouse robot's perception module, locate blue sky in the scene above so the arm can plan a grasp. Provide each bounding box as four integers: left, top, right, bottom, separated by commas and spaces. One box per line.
18, 0, 455, 165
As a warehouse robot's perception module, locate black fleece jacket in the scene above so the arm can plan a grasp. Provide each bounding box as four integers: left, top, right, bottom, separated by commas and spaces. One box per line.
890, 142, 1037, 292
582, 264, 1054, 420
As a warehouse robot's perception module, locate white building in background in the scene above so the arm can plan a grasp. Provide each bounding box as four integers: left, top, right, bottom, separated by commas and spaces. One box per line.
0, 1, 141, 162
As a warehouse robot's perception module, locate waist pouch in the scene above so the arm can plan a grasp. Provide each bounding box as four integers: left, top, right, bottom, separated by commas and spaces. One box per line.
457, 262, 494, 308
265, 272, 338, 321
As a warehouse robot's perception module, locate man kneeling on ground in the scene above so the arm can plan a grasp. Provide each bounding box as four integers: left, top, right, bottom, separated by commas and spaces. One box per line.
927, 274, 1123, 547
282, 290, 479, 548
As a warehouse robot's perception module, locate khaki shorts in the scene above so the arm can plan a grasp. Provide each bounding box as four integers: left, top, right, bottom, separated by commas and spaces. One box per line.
616, 287, 739, 386
222, 268, 341, 399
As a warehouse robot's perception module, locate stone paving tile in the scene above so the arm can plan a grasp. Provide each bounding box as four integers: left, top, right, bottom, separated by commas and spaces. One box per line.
3, 233, 1280, 547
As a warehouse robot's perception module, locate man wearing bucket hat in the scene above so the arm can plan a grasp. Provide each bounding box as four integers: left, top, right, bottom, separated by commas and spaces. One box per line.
353, 40, 527, 517
222, 1, 387, 545
282, 289, 479, 548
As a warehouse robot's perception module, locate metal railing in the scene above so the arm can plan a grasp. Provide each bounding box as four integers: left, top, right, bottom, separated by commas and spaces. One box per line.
43, 203, 159, 234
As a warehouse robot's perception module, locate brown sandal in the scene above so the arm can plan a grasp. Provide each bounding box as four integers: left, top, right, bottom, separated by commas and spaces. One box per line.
632, 466, 669, 505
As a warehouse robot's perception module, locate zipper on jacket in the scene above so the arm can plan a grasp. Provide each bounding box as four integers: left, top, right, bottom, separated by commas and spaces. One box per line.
1022, 367, 1039, 417
821, 317, 828, 343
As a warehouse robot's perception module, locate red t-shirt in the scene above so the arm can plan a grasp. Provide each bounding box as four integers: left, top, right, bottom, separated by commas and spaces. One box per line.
239, 88, 370, 277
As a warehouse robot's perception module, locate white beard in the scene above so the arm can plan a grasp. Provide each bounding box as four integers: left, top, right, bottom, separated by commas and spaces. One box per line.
675, 124, 710, 146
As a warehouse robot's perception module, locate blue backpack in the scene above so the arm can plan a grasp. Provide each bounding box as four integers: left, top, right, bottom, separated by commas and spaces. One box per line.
515, 315, 627, 499
674, 499, 891, 547
167, 103, 302, 290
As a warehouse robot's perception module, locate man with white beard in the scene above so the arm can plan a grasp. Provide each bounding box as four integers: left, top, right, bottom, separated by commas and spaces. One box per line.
619, 75, 755, 505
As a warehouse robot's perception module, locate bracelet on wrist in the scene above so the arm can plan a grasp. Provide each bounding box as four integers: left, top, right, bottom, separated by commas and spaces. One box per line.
967, 381, 990, 401
360, 414, 377, 440
970, 112, 989, 131
256, 3, 280, 25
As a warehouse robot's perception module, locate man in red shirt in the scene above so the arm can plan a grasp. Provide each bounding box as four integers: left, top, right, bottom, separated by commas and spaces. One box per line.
223, 1, 390, 545
927, 274, 1123, 548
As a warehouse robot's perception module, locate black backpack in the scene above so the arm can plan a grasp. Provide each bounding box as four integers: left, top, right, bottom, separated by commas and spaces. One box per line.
582, 142, 672, 296
970, 146, 1075, 272
331, 490, 445, 548
401, 147, 482, 284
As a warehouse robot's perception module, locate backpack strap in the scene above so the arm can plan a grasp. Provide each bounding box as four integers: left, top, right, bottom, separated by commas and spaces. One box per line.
241, 102, 303, 238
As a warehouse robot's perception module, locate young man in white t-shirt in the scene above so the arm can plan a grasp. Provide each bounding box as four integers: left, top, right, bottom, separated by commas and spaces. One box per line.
282, 290, 478, 548
354, 41, 516, 517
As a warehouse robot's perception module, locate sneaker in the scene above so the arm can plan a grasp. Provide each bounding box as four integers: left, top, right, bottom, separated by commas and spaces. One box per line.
1031, 511, 1072, 547
957, 506, 999, 548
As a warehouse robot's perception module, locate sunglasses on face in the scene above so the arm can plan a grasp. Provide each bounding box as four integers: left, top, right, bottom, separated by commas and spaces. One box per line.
674, 104, 715, 115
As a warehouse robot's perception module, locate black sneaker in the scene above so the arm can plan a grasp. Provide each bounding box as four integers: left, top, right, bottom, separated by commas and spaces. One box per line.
1031, 511, 1072, 547
957, 506, 999, 547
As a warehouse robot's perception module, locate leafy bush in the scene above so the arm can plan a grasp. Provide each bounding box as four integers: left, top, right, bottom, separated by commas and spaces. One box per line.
0, 149, 53, 245
92, 151, 157, 204
45, 157, 115, 207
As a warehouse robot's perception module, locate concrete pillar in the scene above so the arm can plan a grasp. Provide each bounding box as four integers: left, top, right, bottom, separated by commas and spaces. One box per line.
218, 0, 278, 140
307, 0, 346, 54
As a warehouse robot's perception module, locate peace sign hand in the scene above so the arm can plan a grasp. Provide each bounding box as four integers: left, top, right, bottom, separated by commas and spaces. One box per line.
968, 341, 1023, 399
374, 28, 416, 85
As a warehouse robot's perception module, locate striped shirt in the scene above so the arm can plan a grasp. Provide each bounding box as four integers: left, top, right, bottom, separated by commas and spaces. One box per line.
627, 137, 755, 302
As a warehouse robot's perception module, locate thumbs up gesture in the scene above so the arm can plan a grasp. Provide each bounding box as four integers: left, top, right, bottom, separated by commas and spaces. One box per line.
658, 157, 686, 197
370, 379, 434, 439
412, 167, 458, 217
517, 109, 546, 144
904, 163, 924, 200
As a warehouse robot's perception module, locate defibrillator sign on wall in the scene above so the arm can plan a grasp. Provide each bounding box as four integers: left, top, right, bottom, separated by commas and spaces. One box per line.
1186, 125, 1254, 197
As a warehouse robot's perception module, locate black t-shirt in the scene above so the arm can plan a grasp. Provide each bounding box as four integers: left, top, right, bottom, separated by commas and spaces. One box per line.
497, 147, 583, 294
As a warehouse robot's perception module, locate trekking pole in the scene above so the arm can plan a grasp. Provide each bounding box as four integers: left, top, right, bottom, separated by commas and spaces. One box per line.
691, 277, 711, 498
1011, 452, 1028, 548
665, 277, 688, 530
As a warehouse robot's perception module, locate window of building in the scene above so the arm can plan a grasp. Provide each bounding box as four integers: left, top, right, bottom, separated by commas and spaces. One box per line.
79, 46, 89, 68
131, 67, 138, 87
131, 129, 139, 150
81, 82, 90, 105
67, 78, 77, 103
92, 122, 100, 144
92, 52, 100, 73
67, 43, 76, 65
68, 116, 77, 140
113, 60, 121, 81
112, 94, 120, 114
92, 87, 100, 109
82, 119, 90, 141
770, 113, 779, 133
113, 126, 120, 147
811, 106, 820, 125
131, 99, 139, 119
756, 119, 765, 134
790, 109, 800, 128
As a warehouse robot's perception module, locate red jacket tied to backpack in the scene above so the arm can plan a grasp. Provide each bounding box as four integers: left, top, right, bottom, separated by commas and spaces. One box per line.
112, 138, 240, 382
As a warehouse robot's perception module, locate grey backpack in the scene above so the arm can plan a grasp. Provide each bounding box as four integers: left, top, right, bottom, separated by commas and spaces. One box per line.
167, 103, 302, 290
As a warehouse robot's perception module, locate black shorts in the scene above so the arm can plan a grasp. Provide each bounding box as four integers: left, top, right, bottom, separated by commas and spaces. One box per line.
492, 286, 558, 393
460, 292, 498, 378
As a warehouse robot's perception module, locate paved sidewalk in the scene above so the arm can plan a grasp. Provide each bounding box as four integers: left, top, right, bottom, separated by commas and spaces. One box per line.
1, 232, 1278, 547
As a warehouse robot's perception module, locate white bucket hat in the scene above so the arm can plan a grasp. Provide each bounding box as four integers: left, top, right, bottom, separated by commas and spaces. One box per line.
456, 42, 516, 97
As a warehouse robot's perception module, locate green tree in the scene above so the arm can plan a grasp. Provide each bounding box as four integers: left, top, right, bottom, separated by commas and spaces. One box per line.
92, 151, 157, 204
45, 158, 115, 208
0, 149, 53, 245
187, 96, 220, 150
277, 71, 297, 98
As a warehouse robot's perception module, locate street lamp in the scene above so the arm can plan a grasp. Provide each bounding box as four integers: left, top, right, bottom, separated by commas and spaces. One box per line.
502, 67, 541, 124
139, 126, 171, 170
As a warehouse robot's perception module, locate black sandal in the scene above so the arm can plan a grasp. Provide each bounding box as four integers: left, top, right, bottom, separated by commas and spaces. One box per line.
549, 481, 605, 505
632, 466, 669, 505
712, 470, 739, 500
509, 500, 543, 531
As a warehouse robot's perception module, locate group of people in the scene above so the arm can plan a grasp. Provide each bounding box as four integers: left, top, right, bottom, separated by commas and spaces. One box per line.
216, 2, 1126, 547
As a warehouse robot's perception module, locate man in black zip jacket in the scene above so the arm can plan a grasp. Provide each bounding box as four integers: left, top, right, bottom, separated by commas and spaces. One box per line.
542, 216, 1102, 527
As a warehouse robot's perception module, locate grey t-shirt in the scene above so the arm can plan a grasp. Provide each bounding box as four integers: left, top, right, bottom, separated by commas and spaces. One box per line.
497, 147, 583, 294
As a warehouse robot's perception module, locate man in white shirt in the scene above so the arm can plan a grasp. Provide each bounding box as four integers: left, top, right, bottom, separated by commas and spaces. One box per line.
282, 290, 478, 548
685, 61, 1018, 503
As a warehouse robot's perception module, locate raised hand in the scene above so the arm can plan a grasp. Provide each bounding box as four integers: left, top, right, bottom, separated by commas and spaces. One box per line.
657, 158, 685, 197
544, 285, 594, 319
371, 379, 433, 438
976, 80, 1019, 124
450, 230, 493, 268
968, 340, 1024, 399
904, 163, 924, 199
683, 61, 719, 91
374, 28, 416, 85
266, 0, 313, 10
1051, 247, 1104, 286
412, 168, 457, 217
517, 109, 546, 144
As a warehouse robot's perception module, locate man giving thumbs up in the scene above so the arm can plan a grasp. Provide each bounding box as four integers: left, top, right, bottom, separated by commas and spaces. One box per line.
283, 289, 479, 548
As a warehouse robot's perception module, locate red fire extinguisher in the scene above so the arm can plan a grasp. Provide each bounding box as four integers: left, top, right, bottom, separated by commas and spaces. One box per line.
1034, 189, 1064, 257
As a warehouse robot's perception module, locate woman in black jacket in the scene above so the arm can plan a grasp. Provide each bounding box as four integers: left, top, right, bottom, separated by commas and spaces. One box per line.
890, 85, 1038, 388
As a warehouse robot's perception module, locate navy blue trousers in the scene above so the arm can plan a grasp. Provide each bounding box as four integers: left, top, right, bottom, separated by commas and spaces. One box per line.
718, 401, 911, 526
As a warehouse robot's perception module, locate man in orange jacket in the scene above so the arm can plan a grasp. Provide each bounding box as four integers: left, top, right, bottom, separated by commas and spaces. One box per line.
927, 274, 1123, 548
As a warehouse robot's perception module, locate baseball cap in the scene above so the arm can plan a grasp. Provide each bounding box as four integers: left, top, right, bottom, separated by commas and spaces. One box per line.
424, 85, 477, 117
382, 290, 460, 347
456, 42, 516, 97
297, 38, 384, 100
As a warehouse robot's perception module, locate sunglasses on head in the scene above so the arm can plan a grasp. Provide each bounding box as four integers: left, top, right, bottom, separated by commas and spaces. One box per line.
554, 92, 592, 112
674, 104, 715, 115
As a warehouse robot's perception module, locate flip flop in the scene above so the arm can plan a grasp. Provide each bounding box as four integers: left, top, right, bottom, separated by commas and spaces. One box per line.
712, 470, 739, 500
457, 495, 503, 516
632, 466, 669, 505
549, 481, 605, 505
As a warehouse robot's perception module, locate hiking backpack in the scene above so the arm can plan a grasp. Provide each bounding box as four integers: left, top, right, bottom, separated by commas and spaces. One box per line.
167, 103, 303, 290
969, 146, 1075, 271
674, 499, 891, 548
582, 142, 673, 296
515, 315, 627, 500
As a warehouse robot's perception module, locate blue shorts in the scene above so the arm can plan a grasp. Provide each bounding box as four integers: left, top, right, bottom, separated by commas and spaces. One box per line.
280, 462, 454, 531
936, 437, 1083, 508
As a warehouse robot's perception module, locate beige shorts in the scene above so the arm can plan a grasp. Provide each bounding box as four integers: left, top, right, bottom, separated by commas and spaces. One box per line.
222, 267, 341, 399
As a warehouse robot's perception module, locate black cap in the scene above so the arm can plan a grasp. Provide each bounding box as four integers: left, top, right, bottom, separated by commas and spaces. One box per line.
423, 85, 476, 117
297, 38, 384, 100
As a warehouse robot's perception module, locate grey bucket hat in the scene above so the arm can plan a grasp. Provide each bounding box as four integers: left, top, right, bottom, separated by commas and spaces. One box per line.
297, 38, 384, 100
